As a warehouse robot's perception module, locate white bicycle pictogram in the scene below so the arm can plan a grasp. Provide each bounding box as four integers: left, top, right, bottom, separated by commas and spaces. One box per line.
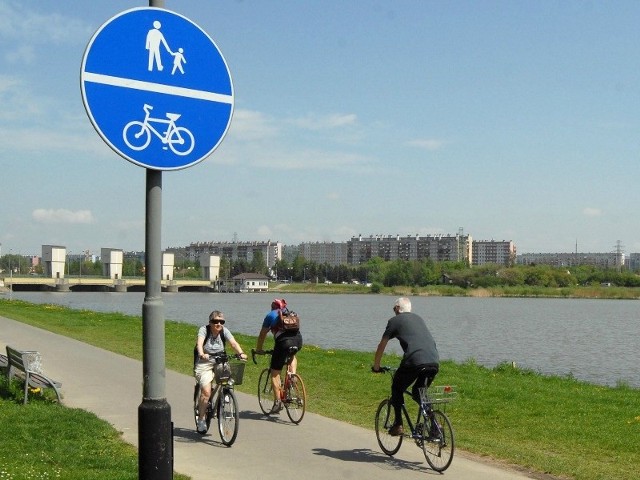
123, 104, 195, 156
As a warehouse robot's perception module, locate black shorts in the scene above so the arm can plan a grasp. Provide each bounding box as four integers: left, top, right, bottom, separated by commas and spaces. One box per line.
391, 363, 439, 407
271, 331, 303, 371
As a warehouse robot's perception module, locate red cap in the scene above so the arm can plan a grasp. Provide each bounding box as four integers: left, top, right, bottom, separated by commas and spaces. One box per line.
271, 298, 287, 310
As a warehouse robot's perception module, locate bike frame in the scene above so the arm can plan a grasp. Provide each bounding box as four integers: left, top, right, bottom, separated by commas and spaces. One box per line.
140, 104, 177, 142
252, 348, 306, 424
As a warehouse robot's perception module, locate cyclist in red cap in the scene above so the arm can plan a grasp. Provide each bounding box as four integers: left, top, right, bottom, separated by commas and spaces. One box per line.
255, 298, 303, 411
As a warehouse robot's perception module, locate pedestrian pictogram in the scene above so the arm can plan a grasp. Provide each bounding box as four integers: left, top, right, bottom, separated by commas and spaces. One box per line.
80, 7, 233, 170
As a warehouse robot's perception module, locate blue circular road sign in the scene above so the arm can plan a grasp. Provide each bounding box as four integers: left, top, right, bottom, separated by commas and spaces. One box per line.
80, 7, 234, 170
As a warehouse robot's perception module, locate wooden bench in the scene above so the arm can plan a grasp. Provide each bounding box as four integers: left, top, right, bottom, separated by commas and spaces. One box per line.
0, 353, 7, 372
5, 346, 62, 404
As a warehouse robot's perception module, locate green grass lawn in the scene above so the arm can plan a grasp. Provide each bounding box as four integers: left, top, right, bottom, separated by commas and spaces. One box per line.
1, 298, 639, 480
0, 384, 189, 480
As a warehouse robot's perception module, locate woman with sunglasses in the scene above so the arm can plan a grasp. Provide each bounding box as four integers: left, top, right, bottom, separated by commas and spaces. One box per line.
194, 310, 248, 433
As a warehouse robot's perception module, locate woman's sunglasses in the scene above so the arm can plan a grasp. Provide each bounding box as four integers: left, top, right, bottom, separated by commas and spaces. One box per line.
210, 320, 225, 325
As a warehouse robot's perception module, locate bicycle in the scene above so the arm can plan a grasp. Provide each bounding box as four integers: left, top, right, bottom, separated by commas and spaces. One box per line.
193, 352, 245, 446
373, 366, 456, 472
122, 103, 195, 156
251, 348, 307, 424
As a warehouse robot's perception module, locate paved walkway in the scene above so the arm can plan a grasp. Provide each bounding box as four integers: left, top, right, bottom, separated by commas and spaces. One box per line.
1, 316, 540, 480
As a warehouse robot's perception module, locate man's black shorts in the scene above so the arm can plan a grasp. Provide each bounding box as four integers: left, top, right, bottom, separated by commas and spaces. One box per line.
271, 331, 303, 370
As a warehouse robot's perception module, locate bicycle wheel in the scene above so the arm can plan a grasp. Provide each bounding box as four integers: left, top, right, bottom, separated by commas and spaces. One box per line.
422, 409, 454, 472
284, 373, 306, 424
122, 121, 151, 151
257, 368, 275, 415
375, 399, 402, 455
168, 126, 195, 156
217, 389, 239, 446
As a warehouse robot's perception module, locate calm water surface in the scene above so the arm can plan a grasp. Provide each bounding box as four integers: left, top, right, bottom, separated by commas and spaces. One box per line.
8, 291, 640, 388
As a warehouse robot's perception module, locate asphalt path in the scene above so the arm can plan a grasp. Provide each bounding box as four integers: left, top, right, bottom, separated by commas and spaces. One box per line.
1, 316, 540, 479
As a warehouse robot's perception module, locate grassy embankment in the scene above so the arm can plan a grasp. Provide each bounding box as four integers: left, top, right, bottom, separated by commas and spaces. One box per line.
0, 397, 191, 480
1, 298, 639, 480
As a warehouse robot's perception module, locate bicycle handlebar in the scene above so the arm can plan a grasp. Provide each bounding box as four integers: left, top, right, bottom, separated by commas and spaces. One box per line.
371, 366, 392, 373
251, 348, 274, 364
207, 352, 246, 364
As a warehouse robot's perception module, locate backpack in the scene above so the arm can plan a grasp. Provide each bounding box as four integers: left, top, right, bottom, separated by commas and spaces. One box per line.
279, 309, 300, 332
193, 326, 226, 367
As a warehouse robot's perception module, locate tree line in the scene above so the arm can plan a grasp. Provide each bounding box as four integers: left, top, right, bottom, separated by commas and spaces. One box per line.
227, 255, 640, 289
3, 253, 639, 288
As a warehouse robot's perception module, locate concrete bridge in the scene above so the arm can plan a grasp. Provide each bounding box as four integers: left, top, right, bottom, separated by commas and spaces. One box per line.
1, 276, 218, 293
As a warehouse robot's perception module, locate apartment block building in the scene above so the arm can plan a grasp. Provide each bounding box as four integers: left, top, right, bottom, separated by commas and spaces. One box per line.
517, 252, 624, 269
346, 234, 473, 265
184, 240, 282, 268
472, 240, 516, 266
627, 253, 640, 271
299, 242, 348, 266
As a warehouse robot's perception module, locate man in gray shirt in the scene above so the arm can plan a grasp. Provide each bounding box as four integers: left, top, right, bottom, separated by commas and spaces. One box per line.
372, 297, 440, 436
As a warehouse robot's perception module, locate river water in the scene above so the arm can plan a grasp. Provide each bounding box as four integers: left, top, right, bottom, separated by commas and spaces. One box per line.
7, 291, 639, 388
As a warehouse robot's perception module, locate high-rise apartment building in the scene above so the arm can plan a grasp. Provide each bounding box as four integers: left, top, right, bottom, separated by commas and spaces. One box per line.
472, 240, 516, 266
299, 242, 348, 266
346, 234, 472, 265
517, 252, 623, 269
185, 240, 282, 267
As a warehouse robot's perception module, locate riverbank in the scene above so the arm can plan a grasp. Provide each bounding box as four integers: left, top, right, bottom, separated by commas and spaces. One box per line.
1, 299, 638, 480
270, 281, 640, 299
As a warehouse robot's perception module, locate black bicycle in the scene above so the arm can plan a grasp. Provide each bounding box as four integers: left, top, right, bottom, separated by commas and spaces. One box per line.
193, 352, 245, 446
251, 348, 307, 424
374, 366, 456, 472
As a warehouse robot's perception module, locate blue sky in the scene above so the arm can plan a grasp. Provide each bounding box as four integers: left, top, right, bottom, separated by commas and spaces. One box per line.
2, 0, 640, 258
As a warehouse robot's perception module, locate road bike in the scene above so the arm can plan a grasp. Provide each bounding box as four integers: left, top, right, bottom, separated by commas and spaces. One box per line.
123, 103, 195, 156
193, 352, 245, 446
374, 367, 456, 472
251, 347, 307, 424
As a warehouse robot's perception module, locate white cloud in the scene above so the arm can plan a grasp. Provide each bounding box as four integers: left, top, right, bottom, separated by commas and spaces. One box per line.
32, 209, 95, 224
583, 207, 602, 217
5, 44, 36, 65
249, 148, 374, 171
228, 109, 279, 141
0, 1, 91, 46
212, 108, 372, 171
256, 225, 273, 238
406, 139, 446, 151
0, 75, 19, 92
326, 192, 340, 201
291, 113, 358, 130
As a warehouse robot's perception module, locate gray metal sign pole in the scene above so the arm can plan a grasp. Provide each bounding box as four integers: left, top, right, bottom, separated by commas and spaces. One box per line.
138, 1, 172, 478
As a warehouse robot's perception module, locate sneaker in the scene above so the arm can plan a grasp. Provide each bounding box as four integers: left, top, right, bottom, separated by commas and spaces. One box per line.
196, 419, 207, 434
388, 424, 404, 436
271, 401, 283, 413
